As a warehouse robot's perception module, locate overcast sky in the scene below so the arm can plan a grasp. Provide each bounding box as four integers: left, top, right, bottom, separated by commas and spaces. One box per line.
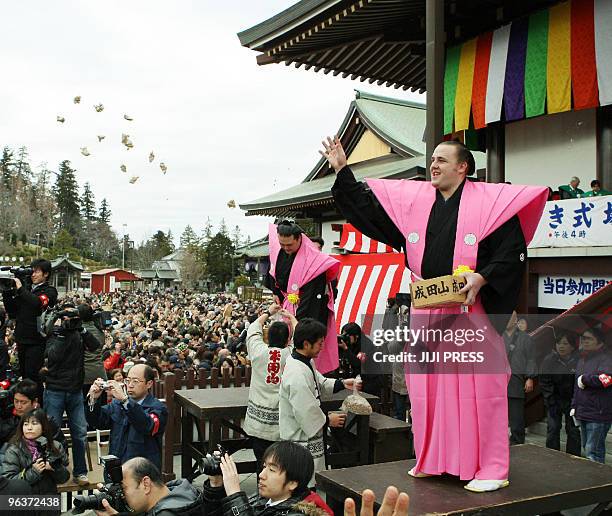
0, 1, 424, 246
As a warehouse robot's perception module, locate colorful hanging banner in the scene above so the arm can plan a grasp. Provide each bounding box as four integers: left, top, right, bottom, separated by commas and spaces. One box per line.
445, 0, 608, 134
471, 32, 493, 130
547, 1, 572, 114
454, 38, 477, 132
595, 0, 612, 106
444, 46, 461, 134
485, 24, 511, 125
571, 0, 599, 109
504, 17, 528, 121
524, 10, 548, 118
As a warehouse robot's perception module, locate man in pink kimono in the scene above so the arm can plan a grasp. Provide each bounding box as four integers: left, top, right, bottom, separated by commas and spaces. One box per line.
323, 137, 547, 492
265, 221, 340, 374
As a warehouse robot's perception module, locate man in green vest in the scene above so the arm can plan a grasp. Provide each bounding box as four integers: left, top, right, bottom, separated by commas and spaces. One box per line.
558, 176, 584, 199
584, 180, 611, 197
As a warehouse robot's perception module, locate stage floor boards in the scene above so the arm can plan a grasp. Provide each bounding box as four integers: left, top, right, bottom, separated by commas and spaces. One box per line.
316, 444, 612, 515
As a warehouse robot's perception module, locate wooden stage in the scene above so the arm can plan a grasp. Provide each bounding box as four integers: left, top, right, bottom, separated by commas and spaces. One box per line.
316, 444, 612, 516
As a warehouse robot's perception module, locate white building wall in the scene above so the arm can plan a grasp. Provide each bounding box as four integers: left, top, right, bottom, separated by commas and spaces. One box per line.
321, 219, 346, 254
505, 108, 597, 189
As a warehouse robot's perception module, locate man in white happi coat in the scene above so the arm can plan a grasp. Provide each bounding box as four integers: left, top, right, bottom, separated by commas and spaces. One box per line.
279, 318, 359, 486
243, 303, 297, 472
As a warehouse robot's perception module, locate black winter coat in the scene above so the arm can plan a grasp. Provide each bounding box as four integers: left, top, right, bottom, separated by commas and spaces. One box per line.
2, 282, 58, 345
203, 482, 330, 516
0, 439, 69, 494
539, 350, 579, 408
44, 328, 99, 392
504, 329, 537, 399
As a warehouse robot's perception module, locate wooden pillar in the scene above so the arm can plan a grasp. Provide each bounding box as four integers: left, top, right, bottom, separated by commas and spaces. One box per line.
597, 105, 612, 190
425, 0, 445, 180
486, 123, 505, 183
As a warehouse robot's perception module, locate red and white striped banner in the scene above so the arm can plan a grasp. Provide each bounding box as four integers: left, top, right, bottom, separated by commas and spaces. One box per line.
338, 224, 399, 254
334, 253, 411, 336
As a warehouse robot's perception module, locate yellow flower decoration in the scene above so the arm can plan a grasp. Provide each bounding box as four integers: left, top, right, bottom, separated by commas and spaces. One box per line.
287, 293, 300, 305
453, 265, 474, 276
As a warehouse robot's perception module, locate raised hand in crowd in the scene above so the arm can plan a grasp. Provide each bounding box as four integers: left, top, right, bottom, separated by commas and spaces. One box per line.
344, 486, 410, 516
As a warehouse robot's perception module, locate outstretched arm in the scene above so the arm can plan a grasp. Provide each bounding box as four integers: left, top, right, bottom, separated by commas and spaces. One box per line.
322, 136, 405, 251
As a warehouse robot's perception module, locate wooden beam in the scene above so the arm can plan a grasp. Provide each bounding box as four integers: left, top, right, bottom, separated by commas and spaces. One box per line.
425, 0, 445, 181
597, 105, 612, 190
256, 53, 278, 66
486, 123, 505, 183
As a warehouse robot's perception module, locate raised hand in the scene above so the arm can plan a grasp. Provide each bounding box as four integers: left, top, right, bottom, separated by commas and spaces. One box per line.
319, 136, 347, 173
344, 486, 410, 516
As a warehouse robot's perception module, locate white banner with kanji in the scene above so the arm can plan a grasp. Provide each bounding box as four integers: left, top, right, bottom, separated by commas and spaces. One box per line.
538, 275, 612, 309
529, 196, 612, 248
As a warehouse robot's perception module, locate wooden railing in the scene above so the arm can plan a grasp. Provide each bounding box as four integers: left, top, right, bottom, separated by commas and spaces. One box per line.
153, 366, 252, 481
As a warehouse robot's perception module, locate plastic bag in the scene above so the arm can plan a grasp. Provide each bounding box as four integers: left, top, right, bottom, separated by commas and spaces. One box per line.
340, 375, 372, 415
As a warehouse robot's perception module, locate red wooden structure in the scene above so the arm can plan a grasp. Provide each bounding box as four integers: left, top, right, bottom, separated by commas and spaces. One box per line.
90, 268, 139, 293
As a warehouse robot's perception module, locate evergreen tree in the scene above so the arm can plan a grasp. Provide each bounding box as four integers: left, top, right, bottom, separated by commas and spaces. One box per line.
180, 225, 199, 249
53, 160, 81, 238
205, 231, 234, 289
81, 182, 96, 221
98, 198, 112, 224
15, 147, 32, 181
0, 147, 14, 189
201, 217, 213, 245
152, 230, 174, 257
231, 225, 242, 249
218, 218, 229, 237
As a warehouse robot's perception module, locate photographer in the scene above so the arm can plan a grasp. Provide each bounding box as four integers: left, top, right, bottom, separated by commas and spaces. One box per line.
205, 441, 333, 516
43, 304, 100, 485
1, 259, 58, 394
88, 364, 167, 470
337, 322, 383, 397
93, 457, 204, 516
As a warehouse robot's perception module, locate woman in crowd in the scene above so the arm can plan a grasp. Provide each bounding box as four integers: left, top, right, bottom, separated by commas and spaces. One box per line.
572, 327, 612, 463
540, 331, 581, 456
1, 408, 69, 506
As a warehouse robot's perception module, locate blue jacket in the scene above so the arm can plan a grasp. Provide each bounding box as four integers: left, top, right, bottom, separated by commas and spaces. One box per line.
572, 348, 612, 423
98, 393, 167, 469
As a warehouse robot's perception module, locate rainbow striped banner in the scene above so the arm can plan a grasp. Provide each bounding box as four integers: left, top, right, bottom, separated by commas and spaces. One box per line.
444, 0, 612, 134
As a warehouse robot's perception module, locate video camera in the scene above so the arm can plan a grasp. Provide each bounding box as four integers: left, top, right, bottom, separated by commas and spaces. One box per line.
42, 305, 83, 337
92, 310, 114, 331
72, 455, 130, 514
0, 266, 33, 292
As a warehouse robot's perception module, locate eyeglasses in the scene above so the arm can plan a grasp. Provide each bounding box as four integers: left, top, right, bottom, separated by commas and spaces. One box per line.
123, 378, 145, 385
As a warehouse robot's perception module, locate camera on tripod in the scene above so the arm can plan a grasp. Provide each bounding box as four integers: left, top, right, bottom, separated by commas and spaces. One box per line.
0, 266, 33, 292
72, 455, 129, 514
